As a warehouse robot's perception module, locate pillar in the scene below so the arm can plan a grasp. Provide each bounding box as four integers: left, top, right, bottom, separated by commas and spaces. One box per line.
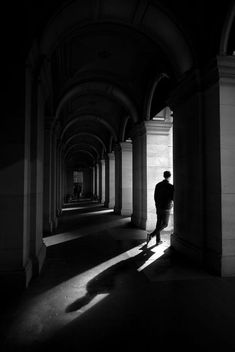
96, 162, 100, 201
114, 143, 133, 215
43, 127, 53, 233
114, 144, 121, 214
203, 57, 235, 276
145, 119, 173, 230
120, 142, 133, 216
168, 69, 208, 270
83, 168, 92, 197
101, 159, 105, 204
65, 166, 74, 201
104, 156, 109, 207
107, 152, 115, 208
50, 126, 59, 231
0, 65, 32, 289
29, 82, 46, 276
131, 119, 172, 229
92, 165, 96, 199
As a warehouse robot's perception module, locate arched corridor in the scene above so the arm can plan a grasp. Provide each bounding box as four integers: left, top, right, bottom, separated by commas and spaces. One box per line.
1, 0, 235, 350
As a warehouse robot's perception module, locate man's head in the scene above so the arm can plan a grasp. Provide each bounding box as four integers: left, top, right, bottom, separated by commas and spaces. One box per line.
163, 171, 171, 180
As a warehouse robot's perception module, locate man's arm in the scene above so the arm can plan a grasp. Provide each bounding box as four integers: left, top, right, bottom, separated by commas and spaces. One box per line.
154, 184, 158, 203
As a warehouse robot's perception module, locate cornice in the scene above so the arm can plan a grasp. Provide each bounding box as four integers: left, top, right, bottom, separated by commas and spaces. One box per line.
217, 55, 235, 85
145, 120, 172, 135
130, 120, 172, 138
120, 141, 133, 152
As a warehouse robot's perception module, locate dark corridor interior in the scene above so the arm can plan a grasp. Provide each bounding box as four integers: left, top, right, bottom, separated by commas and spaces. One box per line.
1, 200, 235, 351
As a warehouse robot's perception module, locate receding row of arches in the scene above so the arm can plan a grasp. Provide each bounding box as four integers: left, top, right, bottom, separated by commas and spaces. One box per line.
1, 0, 235, 292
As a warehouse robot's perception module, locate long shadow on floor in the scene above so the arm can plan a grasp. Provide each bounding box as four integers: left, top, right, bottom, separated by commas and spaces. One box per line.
3, 244, 235, 352
65, 244, 155, 313
31, 231, 144, 295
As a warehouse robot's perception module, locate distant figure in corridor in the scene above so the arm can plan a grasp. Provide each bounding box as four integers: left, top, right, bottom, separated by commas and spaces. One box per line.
147, 170, 174, 246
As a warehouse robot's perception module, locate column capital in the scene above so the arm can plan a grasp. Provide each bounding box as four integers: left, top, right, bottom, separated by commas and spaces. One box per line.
107, 151, 115, 160
217, 55, 235, 84
131, 120, 172, 138
120, 141, 133, 151
114, 142, 121, 153
145, 120, 172, 135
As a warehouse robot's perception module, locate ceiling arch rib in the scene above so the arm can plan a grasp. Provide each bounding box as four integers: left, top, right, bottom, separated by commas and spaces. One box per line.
54, 81, 138, 127
120, 115, 131, 142
66, 151, 94, 168
64, 143, 100, 160
40, 0, 194, 77
144, 73, 170, 120
219, 2, 235, 55
65, 149, 95, 162
64, 132, 106, 155
60, 114, 118, 142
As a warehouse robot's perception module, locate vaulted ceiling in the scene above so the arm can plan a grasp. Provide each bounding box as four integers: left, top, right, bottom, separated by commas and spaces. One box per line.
13, 0, 234, 169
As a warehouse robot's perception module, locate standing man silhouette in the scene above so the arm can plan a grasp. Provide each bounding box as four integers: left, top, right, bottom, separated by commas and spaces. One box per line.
147, 170, 174, 246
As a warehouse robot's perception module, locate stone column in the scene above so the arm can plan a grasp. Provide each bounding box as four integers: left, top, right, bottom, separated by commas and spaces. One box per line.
131, 123, 147, 228
28, 82, 47, 277
203, 57, 235, 276
50, 127, 59, 231
0, 65, 33, 289
43, 127, 53, 233
61, 157, 65, 205
145, 119, 173, 230
114, 143, 133, 215
83, 168, 92, 197
131, 119, 172, 229
56, 146, 62, 216
96, 162, 100, 201
120, 142, 133, 216
114, 144, 121, 214
92, 165, 96, 199
107, 152, 115, 208
65, 166, 74, 201
101, 159, 105, 204
104, 156, 109, 207
168, 69, 207, 269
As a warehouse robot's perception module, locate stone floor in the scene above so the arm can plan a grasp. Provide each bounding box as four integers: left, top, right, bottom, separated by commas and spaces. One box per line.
1, 200, 235, 351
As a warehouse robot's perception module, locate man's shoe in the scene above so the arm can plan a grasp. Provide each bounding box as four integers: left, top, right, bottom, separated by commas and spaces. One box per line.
156, 240, 163, 246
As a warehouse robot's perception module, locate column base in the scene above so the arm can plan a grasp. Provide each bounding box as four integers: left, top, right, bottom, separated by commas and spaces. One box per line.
121, 208, 132, 216
52, 217, 58, 231
32, 242, 47, 277
43, 220, 54, 235
114, 206, 121, 215
205, 250, 235, 277
172, 234, 235, 277
0, 259, 33, 291
107, 201, 115, 208
170, 233, 204, 266
131, 214, 146, 229
221, 255, 235, 276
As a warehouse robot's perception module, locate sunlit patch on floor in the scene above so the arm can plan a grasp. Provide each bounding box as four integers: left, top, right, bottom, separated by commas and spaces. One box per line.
43, 216, 131, 247
62, 203, 103, 212
5, 244, 145, 346
137, 242, 168, 272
